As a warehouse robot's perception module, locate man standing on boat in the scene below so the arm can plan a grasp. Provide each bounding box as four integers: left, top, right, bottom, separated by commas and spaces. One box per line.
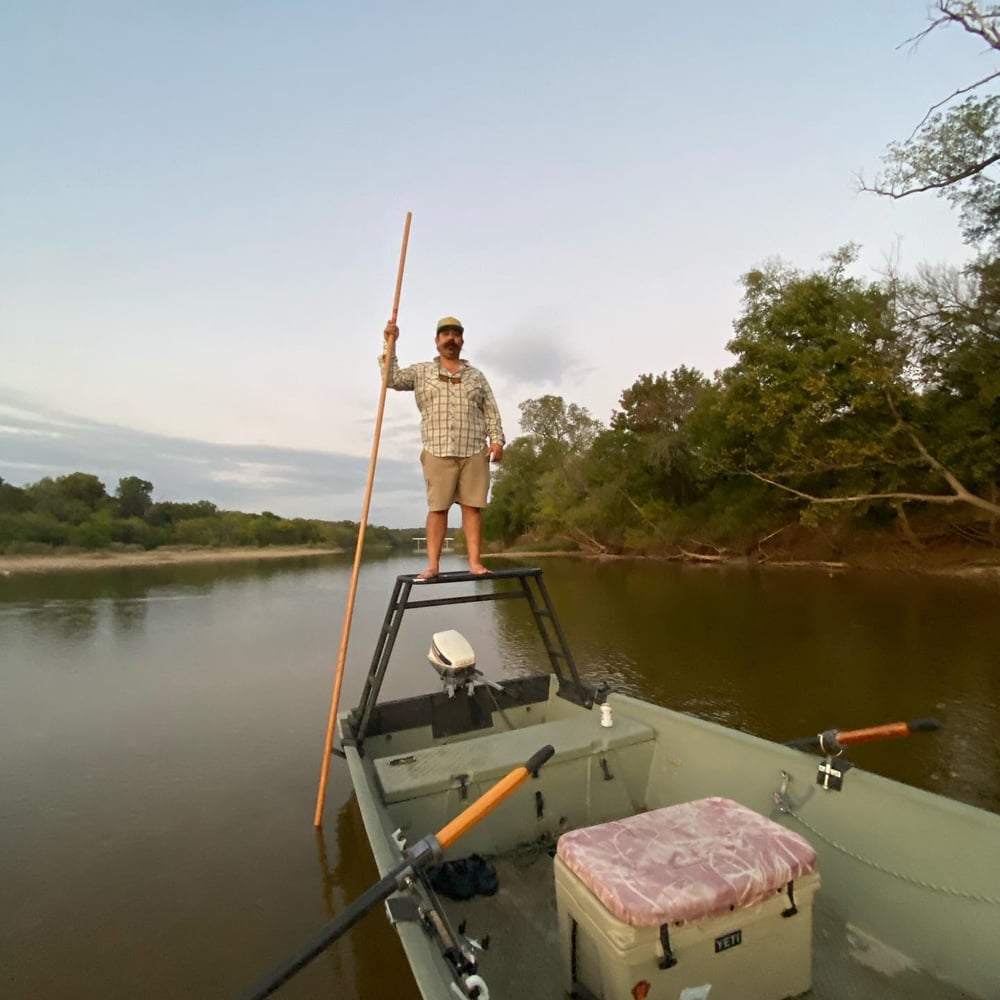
381, 316, 505, 581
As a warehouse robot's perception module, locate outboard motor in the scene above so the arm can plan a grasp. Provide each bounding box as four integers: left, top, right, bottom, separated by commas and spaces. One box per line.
428, 630, 478, 697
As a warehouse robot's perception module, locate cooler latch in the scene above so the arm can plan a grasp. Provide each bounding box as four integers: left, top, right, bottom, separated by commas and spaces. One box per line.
657, 924, 678, 969
781, 880, 799, 918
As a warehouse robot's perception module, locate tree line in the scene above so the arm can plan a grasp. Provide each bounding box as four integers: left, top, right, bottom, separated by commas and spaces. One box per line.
0, 473, 408, 554
485, 4, 999, 559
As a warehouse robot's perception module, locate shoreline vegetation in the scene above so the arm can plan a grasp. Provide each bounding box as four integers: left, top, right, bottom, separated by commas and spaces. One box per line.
488, 548, 1000, 581
0, 546, 344, 576
1, 471, 995, 583
2, 543, 997, 582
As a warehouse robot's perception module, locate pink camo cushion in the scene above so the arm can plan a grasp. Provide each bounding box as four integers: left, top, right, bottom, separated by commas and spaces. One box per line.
556, 797, 817, 927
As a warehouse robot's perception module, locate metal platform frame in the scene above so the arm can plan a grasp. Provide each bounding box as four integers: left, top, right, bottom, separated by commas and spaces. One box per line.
346, 567, 594, 753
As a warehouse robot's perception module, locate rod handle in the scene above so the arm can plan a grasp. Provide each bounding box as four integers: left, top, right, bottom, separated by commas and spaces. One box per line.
836, 717, 941, 746
436, 745, 555, 849
784, 717, 942, 753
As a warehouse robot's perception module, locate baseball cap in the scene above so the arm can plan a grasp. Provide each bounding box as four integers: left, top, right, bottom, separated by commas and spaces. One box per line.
436, 316, 464, 334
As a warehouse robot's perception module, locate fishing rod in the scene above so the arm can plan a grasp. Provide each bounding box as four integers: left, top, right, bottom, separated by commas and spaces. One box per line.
784, 717, 941, 755
243, 744, 555, 1000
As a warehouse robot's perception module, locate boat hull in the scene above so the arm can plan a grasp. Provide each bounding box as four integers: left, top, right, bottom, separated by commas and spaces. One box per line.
343, 678, 1000, 999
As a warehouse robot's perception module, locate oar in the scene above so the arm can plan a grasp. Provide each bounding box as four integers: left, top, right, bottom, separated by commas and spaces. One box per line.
313, 211, 412, 828
784, 717, 941, 754
243, 745, 554, 1000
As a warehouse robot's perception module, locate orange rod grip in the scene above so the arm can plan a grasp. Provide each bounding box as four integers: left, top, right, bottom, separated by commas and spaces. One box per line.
835, 722, 911, 745
436, 767, 530, 849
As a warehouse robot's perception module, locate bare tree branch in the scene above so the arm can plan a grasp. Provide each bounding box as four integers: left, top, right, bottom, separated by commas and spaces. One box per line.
744, 471, 1000, 517
618, 488, 669, 541
860, 152, 1000, 199
677, 548, 727, 563
744, 470, 1000, 514
934, 1, 1000, 51
566, 526, 608, 554
734, 389, 1000, 517
882, 393, 982, 500
906, 68, 1000, 138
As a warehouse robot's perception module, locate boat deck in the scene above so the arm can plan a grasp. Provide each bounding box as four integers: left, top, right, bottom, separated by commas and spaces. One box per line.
343, 569, 998, 999
445, 850, 975, 1000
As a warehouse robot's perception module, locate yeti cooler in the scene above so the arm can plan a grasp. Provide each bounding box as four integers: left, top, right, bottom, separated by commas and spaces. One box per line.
554, 797, 820, 1000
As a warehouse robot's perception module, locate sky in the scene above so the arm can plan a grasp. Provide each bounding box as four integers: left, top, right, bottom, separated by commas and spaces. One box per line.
1, 1, 989, 527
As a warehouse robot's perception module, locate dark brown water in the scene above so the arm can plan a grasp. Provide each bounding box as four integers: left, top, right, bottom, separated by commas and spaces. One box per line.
2, 553, 998, 999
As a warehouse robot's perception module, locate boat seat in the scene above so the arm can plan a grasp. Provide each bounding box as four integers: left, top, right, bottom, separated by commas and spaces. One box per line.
374, 710, 655, 805
556, 797, 818, 927
553, 798, 820, 1000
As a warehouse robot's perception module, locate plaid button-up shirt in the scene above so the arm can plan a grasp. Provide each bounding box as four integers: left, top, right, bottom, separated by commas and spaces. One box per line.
381, 351, 505, 458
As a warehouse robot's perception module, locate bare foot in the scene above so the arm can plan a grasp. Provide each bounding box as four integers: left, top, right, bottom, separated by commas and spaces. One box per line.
414, 568, 439, 583
469, 564, 492, 577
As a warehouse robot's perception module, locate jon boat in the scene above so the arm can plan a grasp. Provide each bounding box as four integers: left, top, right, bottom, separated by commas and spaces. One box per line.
331, 567, 999, 1000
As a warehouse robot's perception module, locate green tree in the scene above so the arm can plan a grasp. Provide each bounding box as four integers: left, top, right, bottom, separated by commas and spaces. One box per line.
112, 516, 164, 550
0, 511, 72, 549
518, 395, 602, 457
26, 473, 109, 523
515, 396, 604, 546
900, 257, 1000, 499
483, 397, 603, 547
857, 2, 1000, 527
72, 508, 114, 549
0, 477, 29, 513
483, 438, 546, 544
611, 366, 711, 506
146, 499, 218, 527
863, 3, 1000, 249
116, 476, 154, 518
720, 248, 1000, 520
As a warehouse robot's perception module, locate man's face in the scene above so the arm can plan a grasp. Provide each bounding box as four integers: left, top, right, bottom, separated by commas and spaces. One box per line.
436, 327, 464, 358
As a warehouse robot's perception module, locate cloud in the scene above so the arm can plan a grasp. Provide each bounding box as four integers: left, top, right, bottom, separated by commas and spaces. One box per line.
0, 388, 425, 526
475, 323, 589, 387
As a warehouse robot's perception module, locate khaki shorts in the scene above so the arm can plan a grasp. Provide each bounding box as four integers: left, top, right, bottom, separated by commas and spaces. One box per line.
420, 449, 491, 510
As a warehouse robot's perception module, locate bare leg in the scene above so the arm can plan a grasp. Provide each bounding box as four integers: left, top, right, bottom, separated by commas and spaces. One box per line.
461, 504, 490, 574
420, 509, 448, 578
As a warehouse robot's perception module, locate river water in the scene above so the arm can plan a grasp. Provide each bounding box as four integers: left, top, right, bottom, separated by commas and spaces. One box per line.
2, 553, 998, 999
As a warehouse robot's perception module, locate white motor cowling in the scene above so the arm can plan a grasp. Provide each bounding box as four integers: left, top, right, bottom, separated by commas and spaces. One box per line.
428, 629, 477, 684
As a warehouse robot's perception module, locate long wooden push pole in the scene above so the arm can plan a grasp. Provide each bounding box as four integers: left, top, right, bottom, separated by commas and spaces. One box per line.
313, 212, 412, 828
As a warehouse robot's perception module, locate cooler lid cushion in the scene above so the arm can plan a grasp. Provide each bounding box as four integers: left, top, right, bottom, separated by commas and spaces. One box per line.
556, 797, 817, 927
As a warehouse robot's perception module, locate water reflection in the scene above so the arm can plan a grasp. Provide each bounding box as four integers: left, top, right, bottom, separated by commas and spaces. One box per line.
109, 595, 150, 634
308, 797, 421, 1000
488, 557, 1000, 813
1, 552, 997, 1000
19, 598, 101, 642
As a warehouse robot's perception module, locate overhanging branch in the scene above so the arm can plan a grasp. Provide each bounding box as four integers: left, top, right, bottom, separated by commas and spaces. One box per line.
906, 68, 1000, 138
861, 152, 1000, 200
744, 471, 1000, 517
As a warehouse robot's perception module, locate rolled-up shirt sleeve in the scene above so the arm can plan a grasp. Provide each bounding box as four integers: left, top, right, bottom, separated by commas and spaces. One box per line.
378, 349, 416, 390
482, 378, 505, 446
